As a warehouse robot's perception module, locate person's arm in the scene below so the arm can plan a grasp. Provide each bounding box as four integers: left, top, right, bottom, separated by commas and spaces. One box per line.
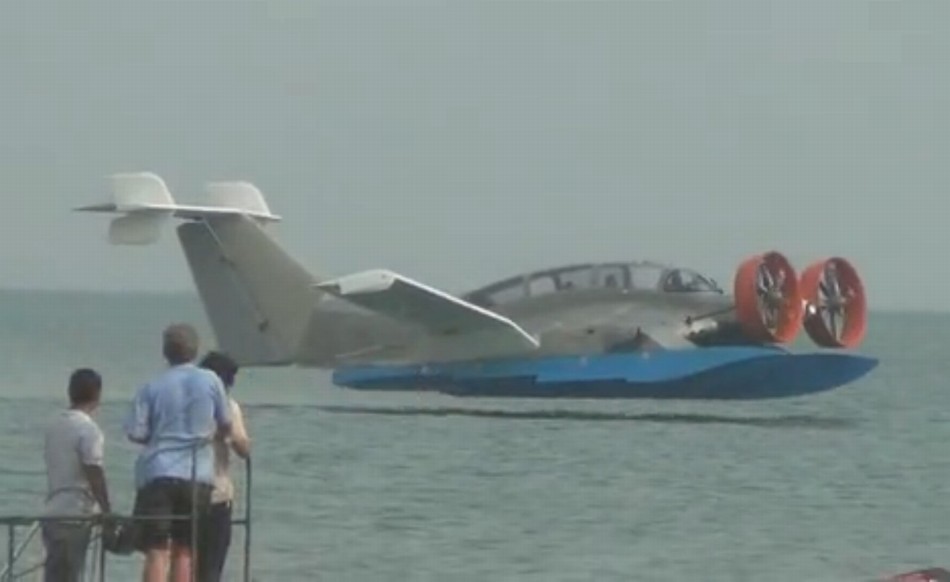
228, 400, 251, 460
79, 426, 111, 514
123, 385, 151, 445
211, 375, 233, 439
83, 466, 111, 515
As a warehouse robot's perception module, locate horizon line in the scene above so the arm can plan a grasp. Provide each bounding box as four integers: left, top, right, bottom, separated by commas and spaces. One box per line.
0, 285, 943, 316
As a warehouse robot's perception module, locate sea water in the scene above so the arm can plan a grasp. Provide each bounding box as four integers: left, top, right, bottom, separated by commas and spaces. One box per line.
0, 289, 944, 581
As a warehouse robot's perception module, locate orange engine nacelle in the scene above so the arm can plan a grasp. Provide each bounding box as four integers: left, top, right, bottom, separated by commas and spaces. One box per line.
798, 257, 867, 348
733, 251, 804, 344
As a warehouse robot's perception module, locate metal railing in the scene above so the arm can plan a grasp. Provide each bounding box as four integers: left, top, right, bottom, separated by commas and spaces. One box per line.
0, 457, 252, 582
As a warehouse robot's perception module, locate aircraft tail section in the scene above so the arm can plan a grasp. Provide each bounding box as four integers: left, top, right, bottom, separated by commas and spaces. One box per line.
76, 172, 281, 246
109, 171, 176, 208
77, 172, 318, 366
177, 217, 318, 365
204, 181, 275, 218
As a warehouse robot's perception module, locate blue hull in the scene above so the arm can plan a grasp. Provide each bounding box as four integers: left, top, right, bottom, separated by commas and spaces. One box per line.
332, 346, 878, 400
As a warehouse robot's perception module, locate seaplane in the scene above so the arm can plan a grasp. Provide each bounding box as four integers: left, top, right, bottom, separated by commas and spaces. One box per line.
77, 172, 876, 399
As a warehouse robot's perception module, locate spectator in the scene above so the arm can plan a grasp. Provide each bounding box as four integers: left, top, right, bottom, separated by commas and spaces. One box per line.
124, 324, 232, 582
196, 350, 251, 582
43, 368, 112, 582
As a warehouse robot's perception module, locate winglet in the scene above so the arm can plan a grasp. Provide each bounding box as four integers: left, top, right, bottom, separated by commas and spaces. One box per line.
204, 181, 277, 219
74, 171, 176, 214
111, 172, 175, 211
73, 172, 176, 245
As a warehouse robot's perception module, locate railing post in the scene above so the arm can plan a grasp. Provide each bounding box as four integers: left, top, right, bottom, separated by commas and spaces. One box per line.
191, 443, 199, 582
243, 457, 252, 582
99, 520, 107, 582
6, 523, 14, 582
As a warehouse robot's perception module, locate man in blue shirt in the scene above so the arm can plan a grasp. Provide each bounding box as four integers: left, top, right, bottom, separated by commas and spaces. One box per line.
125, 323, 232, 582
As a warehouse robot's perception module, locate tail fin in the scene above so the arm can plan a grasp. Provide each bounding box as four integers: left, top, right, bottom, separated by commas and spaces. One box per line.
177, 217, 318, 365
76, 171, 281, 246
78, 172, 315, 365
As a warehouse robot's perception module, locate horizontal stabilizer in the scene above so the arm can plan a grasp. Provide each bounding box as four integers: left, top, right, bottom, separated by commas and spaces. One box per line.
108, 212, 169, 246
76, 171, 281, 245
316, 269, 540, 359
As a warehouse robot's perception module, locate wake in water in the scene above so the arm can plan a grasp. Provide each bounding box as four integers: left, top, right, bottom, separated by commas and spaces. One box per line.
255, 404, 857, 429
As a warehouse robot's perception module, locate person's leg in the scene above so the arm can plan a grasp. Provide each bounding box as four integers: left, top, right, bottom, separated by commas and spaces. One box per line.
196, 501, 220, 582
143, 549, 170, 582
42, 523, 91, 582
133, 481, 175, 582
42, 524, 69, 582
170, 544, 193, 582
198, 501, 232, 582
212, 502, 233, 581
63, 524, 92, 582
169, 480, 212, 582
194, 503, 211, 582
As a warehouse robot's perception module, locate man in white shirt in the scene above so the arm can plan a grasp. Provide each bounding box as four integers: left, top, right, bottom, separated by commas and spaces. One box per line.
43, 368, 112, 582
196, 351, 251, 582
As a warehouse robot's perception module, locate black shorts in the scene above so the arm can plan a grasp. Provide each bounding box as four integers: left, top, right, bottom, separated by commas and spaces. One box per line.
132, 477, 213, 550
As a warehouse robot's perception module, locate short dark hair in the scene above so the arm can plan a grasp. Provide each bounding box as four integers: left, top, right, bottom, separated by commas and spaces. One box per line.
69, 368, 102, 406
163, 323, 199, 365
199, 351, 239, 388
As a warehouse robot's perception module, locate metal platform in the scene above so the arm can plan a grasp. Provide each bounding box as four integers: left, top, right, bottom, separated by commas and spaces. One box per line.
0, 459, 252, 582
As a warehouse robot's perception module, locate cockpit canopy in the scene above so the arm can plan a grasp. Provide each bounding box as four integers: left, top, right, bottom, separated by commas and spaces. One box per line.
464, 262, 722, 308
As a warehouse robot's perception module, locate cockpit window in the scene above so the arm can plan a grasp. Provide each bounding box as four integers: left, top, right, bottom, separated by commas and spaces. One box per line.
465, 262, 722, 308
594, 265, 626, 289
529, 274, 558, 297
662, 269, 721, 293
465, 276, 527, 307
555, 267, 594, 291
488, 283, 527, 304
629, 264, 665, 290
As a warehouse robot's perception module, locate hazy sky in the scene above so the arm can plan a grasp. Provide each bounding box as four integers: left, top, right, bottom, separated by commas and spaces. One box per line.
1, 0, 947, 311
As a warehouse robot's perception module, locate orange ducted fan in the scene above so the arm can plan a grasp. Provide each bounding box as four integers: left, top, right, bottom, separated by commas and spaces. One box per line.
799, 257, 867, 349
733, 251, 804, 344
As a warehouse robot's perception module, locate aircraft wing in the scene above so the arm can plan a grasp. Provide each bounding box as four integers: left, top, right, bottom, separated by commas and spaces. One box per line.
315, 269, 540, 359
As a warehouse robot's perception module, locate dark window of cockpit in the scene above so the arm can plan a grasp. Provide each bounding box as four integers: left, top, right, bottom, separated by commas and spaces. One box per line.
629, 264, 665, 290
594, 265, 627, 289
662, 269, 719, 293
529, 274, 558, 297
555, 267, 594, 291
488, 281, 528, 305
466, 276, 528, 307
